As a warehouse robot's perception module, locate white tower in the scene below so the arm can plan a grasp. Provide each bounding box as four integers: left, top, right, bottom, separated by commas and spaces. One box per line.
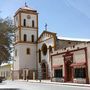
14, 4, 38, 79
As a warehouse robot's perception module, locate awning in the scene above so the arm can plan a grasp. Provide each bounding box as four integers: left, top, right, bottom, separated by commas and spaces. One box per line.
52, 65, 63, 68
70, 62, 86, 67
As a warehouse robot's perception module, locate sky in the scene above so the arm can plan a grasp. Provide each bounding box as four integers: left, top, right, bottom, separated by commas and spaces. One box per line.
0, 0, 90, 39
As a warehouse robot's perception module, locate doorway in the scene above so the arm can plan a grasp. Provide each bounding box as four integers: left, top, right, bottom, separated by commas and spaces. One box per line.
64, 54, 73, 82
65, 61, 72, 82
24, 70, 26, 80
41, 63, 47, 79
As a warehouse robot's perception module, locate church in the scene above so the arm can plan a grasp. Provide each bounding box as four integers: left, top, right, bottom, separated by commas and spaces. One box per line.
13, 5, 90, 84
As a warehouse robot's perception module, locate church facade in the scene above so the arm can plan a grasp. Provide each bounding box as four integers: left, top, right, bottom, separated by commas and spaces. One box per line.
13, 5, 90, 84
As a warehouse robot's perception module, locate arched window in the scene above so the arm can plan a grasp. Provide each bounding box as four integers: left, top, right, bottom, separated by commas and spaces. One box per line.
42, 43, 47, 56
26, 48, 30, 55
39, 49, 41, 63
31, 35, 34, 42
49, 45, 52, 53
23, 19, 26, 26
24, 34, 27, 41
32, 20, 34, 27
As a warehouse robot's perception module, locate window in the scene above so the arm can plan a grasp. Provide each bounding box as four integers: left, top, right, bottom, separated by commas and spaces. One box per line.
54, 69, 63, 78
26, 48, 30, 55
74, 68, 86, 78
23, 19, 26, 26
24, 34, 27, 41
73, 45, 75, 48
42, 43, 47, 56
49, 45, 52, 53
31, 35, 34, 42
15, 49, 17, 56
32, 20, 34, 27
39, 49, 41, 63
68, 41, 71, 44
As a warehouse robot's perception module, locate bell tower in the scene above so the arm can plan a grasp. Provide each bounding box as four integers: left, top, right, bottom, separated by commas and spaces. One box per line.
14, 4, 38, 79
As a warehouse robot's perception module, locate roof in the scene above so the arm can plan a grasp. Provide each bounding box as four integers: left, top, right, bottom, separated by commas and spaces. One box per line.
58, 36, 90, 42
19, 6, 36, 11
15, 6, 37, 16
38, 30, 56, 41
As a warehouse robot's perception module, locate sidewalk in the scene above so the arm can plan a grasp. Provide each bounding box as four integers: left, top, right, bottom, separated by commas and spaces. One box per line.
17, 79, 90, 88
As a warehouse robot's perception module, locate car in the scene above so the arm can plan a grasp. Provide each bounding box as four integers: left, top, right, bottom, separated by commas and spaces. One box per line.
0, 78, 2, 83
0, 76, 5, 83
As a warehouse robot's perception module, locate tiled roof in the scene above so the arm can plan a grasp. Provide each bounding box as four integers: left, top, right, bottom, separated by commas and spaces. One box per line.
58, 36, 90, 42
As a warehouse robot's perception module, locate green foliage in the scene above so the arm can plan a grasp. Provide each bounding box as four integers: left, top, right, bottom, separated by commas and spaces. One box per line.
0, 17, 15, 64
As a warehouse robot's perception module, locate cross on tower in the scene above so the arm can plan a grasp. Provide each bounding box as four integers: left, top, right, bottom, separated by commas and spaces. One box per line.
45, 23, 47, 31
25, 2, 28, 7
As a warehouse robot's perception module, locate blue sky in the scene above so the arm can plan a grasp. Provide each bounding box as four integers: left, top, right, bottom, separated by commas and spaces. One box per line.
0, 0, 90, 38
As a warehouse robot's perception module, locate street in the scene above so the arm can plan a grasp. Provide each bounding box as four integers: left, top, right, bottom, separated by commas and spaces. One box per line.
0, 80, 90, 90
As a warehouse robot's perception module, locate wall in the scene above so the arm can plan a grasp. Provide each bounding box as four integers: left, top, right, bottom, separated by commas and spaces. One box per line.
15, 43, 36, 70
0, 64, 12, 80
87, 43, 90, 83
21, 13, 37, 27
73, 50, 85, 63
52, 55, 64, 77
21, 28, 37, 42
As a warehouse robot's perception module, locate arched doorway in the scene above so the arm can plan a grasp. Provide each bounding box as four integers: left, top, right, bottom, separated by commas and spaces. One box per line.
41, 62, 47, 79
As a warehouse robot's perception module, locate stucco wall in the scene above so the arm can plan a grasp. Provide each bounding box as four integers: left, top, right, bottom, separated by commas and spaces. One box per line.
14, 14, 19, 27
19, 43, 36, 70
21, 28, 37, 42
73, 50, 85, 63
15, 30, 19, 42
52, 55, 64, 77
87, 44, 90, 83
14, 43, 36, 70
21, 13, 37, 27
14, 44, 20, 70
0, 64, 11, 80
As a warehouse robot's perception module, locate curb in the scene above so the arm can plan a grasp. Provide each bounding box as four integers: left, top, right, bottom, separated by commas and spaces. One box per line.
17, 80, 90, 88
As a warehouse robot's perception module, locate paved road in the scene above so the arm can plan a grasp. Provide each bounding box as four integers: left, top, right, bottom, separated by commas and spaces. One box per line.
0, 80, 90, 90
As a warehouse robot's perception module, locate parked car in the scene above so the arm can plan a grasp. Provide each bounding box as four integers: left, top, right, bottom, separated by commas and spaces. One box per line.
0, 76, 6, 83
0, 77, 2, 83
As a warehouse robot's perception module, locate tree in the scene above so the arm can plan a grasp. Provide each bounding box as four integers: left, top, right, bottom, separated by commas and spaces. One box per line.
0, 17, 15, 65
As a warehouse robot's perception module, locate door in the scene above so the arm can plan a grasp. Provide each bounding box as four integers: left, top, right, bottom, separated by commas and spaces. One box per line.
65, 61, 72, 81
42, 63, 47, 79
64, 54, 73, 82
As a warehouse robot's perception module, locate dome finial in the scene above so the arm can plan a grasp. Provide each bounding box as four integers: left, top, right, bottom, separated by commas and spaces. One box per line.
25, 2, 28, 7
